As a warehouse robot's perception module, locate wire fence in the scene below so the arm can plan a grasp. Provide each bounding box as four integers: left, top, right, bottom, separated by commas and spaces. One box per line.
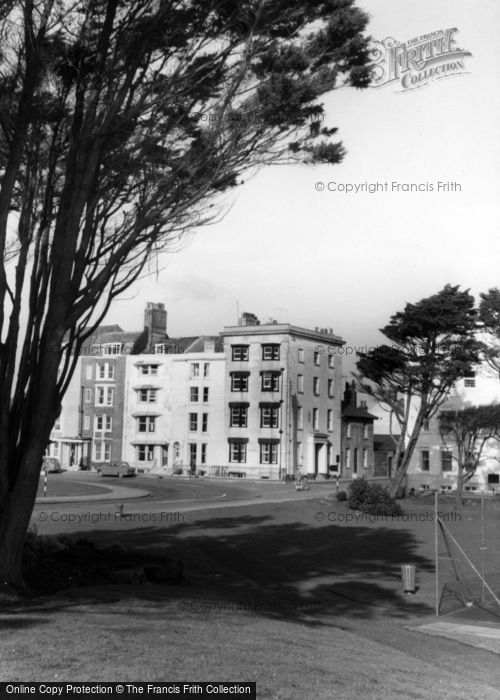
434, 492, 500, 615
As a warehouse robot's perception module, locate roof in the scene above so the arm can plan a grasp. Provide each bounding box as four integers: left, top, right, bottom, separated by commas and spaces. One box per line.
182, 335, 224, 353
92, 324, 123, 334
159, 335, 224, 353
81, 326, 142, 348
220, 323, 344, 345
373, 434, 399, 452
342, 406, 377, 421
96, 331, 142, 344
169, 336, 206, 352
76, 328, 224, 357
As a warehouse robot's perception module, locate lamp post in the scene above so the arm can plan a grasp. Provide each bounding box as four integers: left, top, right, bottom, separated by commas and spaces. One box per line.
278, 367, 285, 480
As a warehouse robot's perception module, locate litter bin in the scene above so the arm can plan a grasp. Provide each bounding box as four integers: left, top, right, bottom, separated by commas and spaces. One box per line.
401, 564, 416, 594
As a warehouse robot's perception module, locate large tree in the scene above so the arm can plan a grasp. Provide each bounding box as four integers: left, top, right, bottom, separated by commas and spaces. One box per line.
355, 285, 483, 497
0, 0, 373, 590
439, 404, 500, 508
478, 287, 500, 372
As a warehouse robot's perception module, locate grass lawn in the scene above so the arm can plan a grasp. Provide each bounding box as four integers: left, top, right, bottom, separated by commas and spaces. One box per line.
1, 492, 500, 699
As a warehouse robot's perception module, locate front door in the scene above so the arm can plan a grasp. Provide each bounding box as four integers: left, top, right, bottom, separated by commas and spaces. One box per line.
314, 443, 322, 476
162, 445, 169, 467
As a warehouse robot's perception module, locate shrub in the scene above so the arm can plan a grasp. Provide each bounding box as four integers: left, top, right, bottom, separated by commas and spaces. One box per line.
347, 477, 372, 510
21, 532, 183, 596
336, 490, 347, 502
348, 478, 403, 516
362, 484, 403, 516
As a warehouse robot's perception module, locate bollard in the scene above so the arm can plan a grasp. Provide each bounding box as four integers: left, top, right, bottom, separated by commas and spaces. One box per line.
115, 503, 124, 518
401, 564, 416, 594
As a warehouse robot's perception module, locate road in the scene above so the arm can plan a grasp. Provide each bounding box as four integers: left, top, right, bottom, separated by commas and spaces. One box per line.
33, 471, 330, 533
37, 470, 331, 501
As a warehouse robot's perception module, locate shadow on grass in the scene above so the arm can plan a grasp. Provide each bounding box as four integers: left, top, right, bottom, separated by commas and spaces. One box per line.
0, 616, 50, 628
4, 512, 437, 627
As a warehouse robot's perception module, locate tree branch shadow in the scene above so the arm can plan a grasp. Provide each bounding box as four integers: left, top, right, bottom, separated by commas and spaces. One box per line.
6, 513, 437, 626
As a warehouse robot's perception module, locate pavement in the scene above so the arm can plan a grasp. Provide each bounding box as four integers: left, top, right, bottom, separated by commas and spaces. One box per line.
411, 616, 500, 655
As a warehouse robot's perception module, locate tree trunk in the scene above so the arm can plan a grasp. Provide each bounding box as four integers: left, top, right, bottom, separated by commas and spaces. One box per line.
456, 466, 464, 510
0, 325, 64, 590
0, 444, 46, 589
387, 413, 425, 498
388, 466, 406, 498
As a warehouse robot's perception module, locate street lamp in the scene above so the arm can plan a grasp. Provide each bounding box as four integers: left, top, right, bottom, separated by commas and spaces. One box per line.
278, 367, 285, 480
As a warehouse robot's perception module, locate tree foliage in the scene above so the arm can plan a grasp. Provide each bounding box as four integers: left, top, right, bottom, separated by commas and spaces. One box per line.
439, 404, 500, 506
478, 287, 500, 372
0, 0, 373, 588
355, 285, 483, 496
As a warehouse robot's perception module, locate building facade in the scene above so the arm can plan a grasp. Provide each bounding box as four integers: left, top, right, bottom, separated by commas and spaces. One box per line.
45, 367, 88, 469
220, 317, 344, 478
121, 345, 226, 473
373, 435, 396, 478
49, 305, 347, 479
340, 381, 376, 479
405, 363, 500, 493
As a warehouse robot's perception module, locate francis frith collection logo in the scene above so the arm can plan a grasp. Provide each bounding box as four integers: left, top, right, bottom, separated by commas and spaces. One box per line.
370, 28, 472, 91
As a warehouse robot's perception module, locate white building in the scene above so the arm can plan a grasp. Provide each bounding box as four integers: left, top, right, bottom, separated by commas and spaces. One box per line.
408, 362, 500, 493
49, 305, 346, 480
122, 344, 226, 473
46, 364, 90, 469
170, 347, 227, 473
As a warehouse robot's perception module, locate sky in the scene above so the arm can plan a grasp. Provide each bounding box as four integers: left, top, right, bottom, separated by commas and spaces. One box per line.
105, 0, 500, 376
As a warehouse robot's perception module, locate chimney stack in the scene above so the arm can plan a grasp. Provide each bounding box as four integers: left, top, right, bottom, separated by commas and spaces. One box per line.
239, 312, 260, 326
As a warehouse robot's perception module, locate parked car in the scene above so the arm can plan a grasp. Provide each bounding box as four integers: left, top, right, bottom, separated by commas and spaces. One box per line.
42, 457, 62, 473
94, 461, 136, 478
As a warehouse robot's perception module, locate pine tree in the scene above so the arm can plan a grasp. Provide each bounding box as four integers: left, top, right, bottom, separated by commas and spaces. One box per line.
0, 0, 372, 590
356, 285, 483, 497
